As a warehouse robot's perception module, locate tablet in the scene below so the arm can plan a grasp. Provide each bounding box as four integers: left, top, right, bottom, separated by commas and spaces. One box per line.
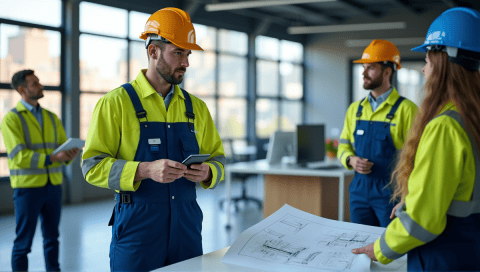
181, 154, 210, 167
52, 138, 85, 155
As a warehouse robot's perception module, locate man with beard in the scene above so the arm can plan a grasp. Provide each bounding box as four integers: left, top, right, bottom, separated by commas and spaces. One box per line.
337, 40, 417, 227
81, 7, 225, 271
1, 70, 80, 271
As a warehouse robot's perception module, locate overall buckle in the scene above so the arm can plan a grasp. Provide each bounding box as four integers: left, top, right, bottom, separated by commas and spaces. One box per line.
120, 193, 131, 204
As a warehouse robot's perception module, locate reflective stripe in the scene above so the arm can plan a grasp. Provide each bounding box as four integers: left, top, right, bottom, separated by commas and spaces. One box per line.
395, 203, 438, 243
339, 139, 351, 145
340, 151, 347, 161
30, 152, 40, 169
109, 160, 127, 190
209, 160, 222, 189
9, 166, 62, 176
82, 154, 109, 179
207, 155, 226, 167
30, 143, 57, 150
8, 144, 27, 159
48, 111, 57, 145
11, 109, 32, 149
436, 110, 480, 217
379, 231, 405, 260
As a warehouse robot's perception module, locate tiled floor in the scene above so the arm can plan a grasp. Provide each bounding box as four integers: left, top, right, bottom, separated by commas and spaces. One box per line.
0, 176, 265, 271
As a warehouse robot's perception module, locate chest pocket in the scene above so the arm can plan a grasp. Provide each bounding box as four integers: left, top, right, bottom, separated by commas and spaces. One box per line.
181, 134, 199, 160
374, 132, 394, 159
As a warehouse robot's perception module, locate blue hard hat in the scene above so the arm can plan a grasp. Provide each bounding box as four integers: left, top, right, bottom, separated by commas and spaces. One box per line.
412, 7, 480, 53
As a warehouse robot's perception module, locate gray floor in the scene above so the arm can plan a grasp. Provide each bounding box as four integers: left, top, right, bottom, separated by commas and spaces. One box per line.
0, 176, 265, 271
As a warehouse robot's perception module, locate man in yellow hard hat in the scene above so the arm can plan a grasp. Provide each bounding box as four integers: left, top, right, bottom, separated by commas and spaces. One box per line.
81, 7, 225, 271
337, 40, 417, 227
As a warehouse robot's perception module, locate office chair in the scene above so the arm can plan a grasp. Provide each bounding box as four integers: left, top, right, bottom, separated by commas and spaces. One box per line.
219, 139, 263, 212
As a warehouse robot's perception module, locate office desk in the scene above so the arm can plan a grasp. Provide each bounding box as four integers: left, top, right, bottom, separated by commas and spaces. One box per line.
155, 247, 407, 271
225, 160, 355, 227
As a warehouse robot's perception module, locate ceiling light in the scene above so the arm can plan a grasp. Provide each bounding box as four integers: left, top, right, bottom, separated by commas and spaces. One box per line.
205, 0, 336, 12
287, 22, 406, 35
346, 37, 425, 47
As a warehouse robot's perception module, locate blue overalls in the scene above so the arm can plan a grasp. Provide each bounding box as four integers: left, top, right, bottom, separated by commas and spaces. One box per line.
108, 83, 203, 271
349, 97, 404, 227
407, 110, 480, 271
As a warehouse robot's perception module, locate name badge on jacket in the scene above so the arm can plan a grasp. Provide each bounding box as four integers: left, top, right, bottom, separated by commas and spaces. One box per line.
356, 130, 365, 135
148, 138, 161, 153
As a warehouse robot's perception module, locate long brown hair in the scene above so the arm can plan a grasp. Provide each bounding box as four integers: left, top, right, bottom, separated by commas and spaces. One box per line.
390, 51, 480, 201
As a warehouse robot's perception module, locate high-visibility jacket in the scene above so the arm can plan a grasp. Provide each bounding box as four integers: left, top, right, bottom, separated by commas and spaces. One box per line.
337, 87, 418, 168
81, 70, 225, 191
374, 102, 478, 264
1, 102, 70, 188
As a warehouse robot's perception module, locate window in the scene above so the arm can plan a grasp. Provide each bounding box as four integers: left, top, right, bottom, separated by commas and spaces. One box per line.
0, 0, 63, 178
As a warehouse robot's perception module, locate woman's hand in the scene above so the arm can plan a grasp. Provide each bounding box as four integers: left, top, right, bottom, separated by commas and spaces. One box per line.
352, 243, 377, 261
390, 201, 405, 219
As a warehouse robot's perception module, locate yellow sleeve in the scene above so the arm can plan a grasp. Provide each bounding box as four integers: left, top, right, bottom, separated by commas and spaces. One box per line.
81, 95, 140, 192
1, 113, 47, 169
197, 101, 225, 189
337, 103, 357, 169
374, 116, 473, 264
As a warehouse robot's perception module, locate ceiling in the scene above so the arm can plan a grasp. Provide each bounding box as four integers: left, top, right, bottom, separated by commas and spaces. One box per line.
93, 0, 480, 44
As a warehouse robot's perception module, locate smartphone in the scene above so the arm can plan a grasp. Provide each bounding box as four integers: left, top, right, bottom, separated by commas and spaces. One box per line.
181, 154, 210, 167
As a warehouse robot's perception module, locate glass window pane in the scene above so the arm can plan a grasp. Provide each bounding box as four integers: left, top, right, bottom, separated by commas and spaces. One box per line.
0, 0, 62, 27
218, 98, 246, 138
353, 64, 366, 102
0, 157, 9, 177
193, 24, 216, 51
80, 93, 104, 140
281, 62, 303, 99
257, 60, 278, 97
80, 2, 128, 38
202, 98, 216, 123
0, 25, 61, 86
129, 42, 148, 81
281, 101, 302, 131
280, 40, 303, 63
397, 62, 425, 106
129, 11, 150, 41
218, 29, 247, 56
185, 51, 216, 96
0, 89, 61, 152
80, 34, 127, 92
256, 99, 279, 138
218, 55, 246, 97
256, 36, 279, 61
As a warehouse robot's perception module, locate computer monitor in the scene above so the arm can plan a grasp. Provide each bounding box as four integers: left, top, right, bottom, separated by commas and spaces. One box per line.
297, 124, 325, 166
266, 131, 295, 164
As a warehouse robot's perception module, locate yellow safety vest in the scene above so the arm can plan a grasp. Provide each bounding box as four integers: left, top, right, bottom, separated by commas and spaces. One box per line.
1, 101, 71, 188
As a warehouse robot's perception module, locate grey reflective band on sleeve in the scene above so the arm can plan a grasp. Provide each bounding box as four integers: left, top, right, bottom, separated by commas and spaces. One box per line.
395, 203, 439, 243
12, 109, 32, 149
82, 154, 109, 179
8, 143, 27, 159
30, 152, 40, 169
209, 160, 222, 189
207, 155, 226, 167
379, 231, 406, 260
108, 159, 127, 190
436, 110, 480, 216
10, 168, 47, 175
339, 139, 351, 145
48, 166, 63, 174
48, 112, 57, 145
340, 151, 347, 161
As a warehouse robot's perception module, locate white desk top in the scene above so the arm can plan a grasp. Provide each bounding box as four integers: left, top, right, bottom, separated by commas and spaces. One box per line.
226, 159, 355, 177
155, 247, 407, 272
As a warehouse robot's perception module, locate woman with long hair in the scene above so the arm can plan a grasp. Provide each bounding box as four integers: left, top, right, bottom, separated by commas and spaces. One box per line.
352, 7, 480, 271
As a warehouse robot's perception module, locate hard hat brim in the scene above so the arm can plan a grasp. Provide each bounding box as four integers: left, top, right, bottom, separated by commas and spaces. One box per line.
171, 40, 204, 51
352, 58, 401, 69
411, 44, 428, 53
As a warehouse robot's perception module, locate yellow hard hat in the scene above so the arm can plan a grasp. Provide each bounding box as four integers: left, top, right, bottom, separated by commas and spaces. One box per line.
140, 7, 203, 51
353, 39, 401, 69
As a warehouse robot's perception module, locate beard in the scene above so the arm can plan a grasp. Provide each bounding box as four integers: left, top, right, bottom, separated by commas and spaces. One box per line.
29, 92, 44, 100
155, 54, 186, 85
363, 74, 383, 90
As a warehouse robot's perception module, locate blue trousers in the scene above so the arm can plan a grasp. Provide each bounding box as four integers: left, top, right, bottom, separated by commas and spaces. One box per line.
12, 182, 62, 271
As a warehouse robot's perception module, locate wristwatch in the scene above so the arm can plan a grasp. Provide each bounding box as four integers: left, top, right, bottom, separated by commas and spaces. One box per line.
346, 156, 351, 167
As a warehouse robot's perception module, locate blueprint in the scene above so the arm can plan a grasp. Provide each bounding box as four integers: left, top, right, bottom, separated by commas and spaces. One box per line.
221, 205, 407, 272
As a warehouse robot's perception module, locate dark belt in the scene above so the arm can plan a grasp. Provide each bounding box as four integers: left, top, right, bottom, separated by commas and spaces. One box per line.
116, 193, 132, 204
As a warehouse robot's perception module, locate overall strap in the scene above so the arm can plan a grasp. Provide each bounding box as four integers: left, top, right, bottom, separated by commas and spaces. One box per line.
356, 98, 366, 125
122, 83, 147, 121
386, 96, 405, 121
181, 88, 195, 128
439, 110, 480, 217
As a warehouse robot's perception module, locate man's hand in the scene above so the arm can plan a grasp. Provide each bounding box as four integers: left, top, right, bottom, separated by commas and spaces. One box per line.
50, 148, 80, 163
184, 163, 212, 183
350, 156, 374, 174
390, 201, 405, 219
352, 243, 377, 261
135, 159, 187, 183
